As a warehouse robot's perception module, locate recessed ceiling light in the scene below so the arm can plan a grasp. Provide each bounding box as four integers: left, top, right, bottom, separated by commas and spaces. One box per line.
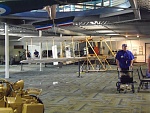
96, 30, 114, 33
106, 34, 120, 36
0, 29, 4, 31
80, 25, 106, 30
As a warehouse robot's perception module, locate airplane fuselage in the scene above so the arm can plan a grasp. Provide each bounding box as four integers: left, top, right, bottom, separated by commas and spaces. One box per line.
0, 0, 56, 15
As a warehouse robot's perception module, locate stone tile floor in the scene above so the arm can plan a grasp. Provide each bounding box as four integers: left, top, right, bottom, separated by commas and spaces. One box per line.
0, 64, 150, 113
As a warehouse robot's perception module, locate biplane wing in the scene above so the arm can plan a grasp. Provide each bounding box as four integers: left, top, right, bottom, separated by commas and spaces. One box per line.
32, 16, 75, 30
20, 57, 86, 63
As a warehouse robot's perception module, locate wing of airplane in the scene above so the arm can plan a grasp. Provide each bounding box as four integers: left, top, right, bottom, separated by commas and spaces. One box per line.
20, 57, 87, 77
20, 57, 87, 63
32, 16, 75, 30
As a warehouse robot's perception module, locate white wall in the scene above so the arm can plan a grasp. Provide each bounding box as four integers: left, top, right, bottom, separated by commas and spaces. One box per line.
0, 38, 150, 63
117, 40, 145, 62
104, 39, 150, 62
9, 41, 25, 57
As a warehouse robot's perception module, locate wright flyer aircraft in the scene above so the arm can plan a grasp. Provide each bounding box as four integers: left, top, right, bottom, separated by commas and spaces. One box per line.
18, 35, 115, 77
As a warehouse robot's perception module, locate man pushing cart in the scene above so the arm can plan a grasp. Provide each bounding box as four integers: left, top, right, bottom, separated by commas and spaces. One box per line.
115, 44, 135, 93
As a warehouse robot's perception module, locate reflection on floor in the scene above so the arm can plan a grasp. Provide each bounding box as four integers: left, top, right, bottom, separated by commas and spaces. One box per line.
0, 64, 150, 113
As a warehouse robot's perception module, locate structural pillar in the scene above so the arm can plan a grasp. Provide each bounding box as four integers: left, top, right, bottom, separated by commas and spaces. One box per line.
5, 23, 9, 78
39, 30, 42, 71
128, 0, 141, 19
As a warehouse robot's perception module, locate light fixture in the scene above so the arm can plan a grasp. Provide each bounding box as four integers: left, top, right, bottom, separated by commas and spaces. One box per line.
96, 30, 114, 33
106, 34, 120, 36
125, 35, 128, 38
80, 25, 106, 30
137, 35, 139, 37
0, 29, 4, 31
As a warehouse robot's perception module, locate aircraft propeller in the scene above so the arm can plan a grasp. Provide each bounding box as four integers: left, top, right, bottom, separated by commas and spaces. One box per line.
44, 5, 57, 34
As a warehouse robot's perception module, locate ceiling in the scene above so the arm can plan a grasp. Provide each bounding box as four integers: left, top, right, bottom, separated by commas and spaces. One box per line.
0, 0, 150, 41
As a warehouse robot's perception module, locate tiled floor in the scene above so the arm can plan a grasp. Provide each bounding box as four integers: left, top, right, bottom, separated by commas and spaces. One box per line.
0, 63, 150, 113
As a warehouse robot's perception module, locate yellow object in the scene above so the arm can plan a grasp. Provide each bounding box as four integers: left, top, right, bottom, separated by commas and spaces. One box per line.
13, 80, 24, 90
0, 79, 44, 113
0, 107, 14, 113
22, 104, 44, 113
0, 100, 5, 107
26, 88, 42, 95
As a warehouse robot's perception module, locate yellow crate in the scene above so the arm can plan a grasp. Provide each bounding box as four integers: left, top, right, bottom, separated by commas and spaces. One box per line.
22, 104, 44, 113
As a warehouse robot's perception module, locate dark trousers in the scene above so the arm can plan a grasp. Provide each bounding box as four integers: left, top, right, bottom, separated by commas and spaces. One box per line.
120, 67, 132, 83
121, 67, 129, 74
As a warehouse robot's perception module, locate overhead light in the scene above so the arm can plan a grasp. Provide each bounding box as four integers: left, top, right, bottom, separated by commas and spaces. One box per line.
137, 35, 139, 37
117, 9, 124, 11
0, 29, 4, 31
80, 25, 106, 30
125, 35, 128, 37
96, 30, 114, 33
106, 34, 120, 36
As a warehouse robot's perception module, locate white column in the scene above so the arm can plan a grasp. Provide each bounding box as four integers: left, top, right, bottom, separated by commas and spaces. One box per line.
52, 38, 58, 65
5, 23, 9, 78
39, 30, 42, 71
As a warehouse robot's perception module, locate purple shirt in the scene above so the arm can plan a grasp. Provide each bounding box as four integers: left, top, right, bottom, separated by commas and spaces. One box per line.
116, 50, 134, 69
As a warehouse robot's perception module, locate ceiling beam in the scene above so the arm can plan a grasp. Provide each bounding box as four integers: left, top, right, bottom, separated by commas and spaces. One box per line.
128, 0, 141, 19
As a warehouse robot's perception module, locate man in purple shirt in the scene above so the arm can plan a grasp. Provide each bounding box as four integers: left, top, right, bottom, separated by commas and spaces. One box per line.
116, 44, 134, 71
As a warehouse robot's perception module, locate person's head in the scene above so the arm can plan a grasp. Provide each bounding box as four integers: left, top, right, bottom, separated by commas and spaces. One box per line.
122, 44, 127, 51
